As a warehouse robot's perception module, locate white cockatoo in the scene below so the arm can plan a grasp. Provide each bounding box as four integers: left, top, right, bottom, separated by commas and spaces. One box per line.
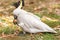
13, 0, 57, 34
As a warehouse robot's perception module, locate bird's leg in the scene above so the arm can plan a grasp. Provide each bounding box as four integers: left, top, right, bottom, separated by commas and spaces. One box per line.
23, 31, 26, 34
18, 23, 26, 35
20, 31, 26, 36
30, 33, 34, 39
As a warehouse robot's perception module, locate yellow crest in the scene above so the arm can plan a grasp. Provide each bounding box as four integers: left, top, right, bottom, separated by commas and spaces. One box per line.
18, 0, 22, 9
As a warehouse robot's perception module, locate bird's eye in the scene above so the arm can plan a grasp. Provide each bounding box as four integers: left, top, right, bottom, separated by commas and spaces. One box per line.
14, 15, 17, 19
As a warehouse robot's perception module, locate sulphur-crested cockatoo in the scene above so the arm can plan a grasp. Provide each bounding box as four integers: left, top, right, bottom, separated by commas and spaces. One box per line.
13, 0, 57, 34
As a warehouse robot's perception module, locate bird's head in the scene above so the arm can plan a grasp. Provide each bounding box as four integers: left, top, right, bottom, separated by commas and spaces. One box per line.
13, 0, 24, 24
13, 0, 24, 8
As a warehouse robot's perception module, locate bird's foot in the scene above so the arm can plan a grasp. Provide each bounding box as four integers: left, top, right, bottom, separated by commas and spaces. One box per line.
30, 33, 34, 39
23, 31, 26, 35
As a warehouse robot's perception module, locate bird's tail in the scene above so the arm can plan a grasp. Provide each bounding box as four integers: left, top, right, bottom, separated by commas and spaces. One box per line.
39, 22, 57, 33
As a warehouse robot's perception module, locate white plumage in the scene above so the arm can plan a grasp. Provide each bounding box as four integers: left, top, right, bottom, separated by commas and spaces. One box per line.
13, 7, 57, 33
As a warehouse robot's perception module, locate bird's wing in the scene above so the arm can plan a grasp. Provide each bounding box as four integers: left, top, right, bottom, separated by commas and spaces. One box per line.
22, 12, 57, 33
19, 13, 41, 29
27, 12, 41, 20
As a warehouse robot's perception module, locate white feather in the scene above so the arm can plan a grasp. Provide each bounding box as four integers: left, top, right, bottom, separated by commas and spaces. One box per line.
13, 8, 57, 33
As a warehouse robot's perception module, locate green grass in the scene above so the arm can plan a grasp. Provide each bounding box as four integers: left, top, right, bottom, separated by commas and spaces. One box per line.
0, 33, 59, 40
42, 33, 58, 40
43, 20, 60, 27
0, 27, 14, 34
0, 25, 20, 34
42, 13, 60, 20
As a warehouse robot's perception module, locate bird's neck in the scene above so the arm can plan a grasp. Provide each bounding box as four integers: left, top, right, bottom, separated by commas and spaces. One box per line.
15, 7, 26, 14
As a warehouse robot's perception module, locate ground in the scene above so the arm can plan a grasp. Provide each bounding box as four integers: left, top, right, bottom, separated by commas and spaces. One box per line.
0, 0, 60, 40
